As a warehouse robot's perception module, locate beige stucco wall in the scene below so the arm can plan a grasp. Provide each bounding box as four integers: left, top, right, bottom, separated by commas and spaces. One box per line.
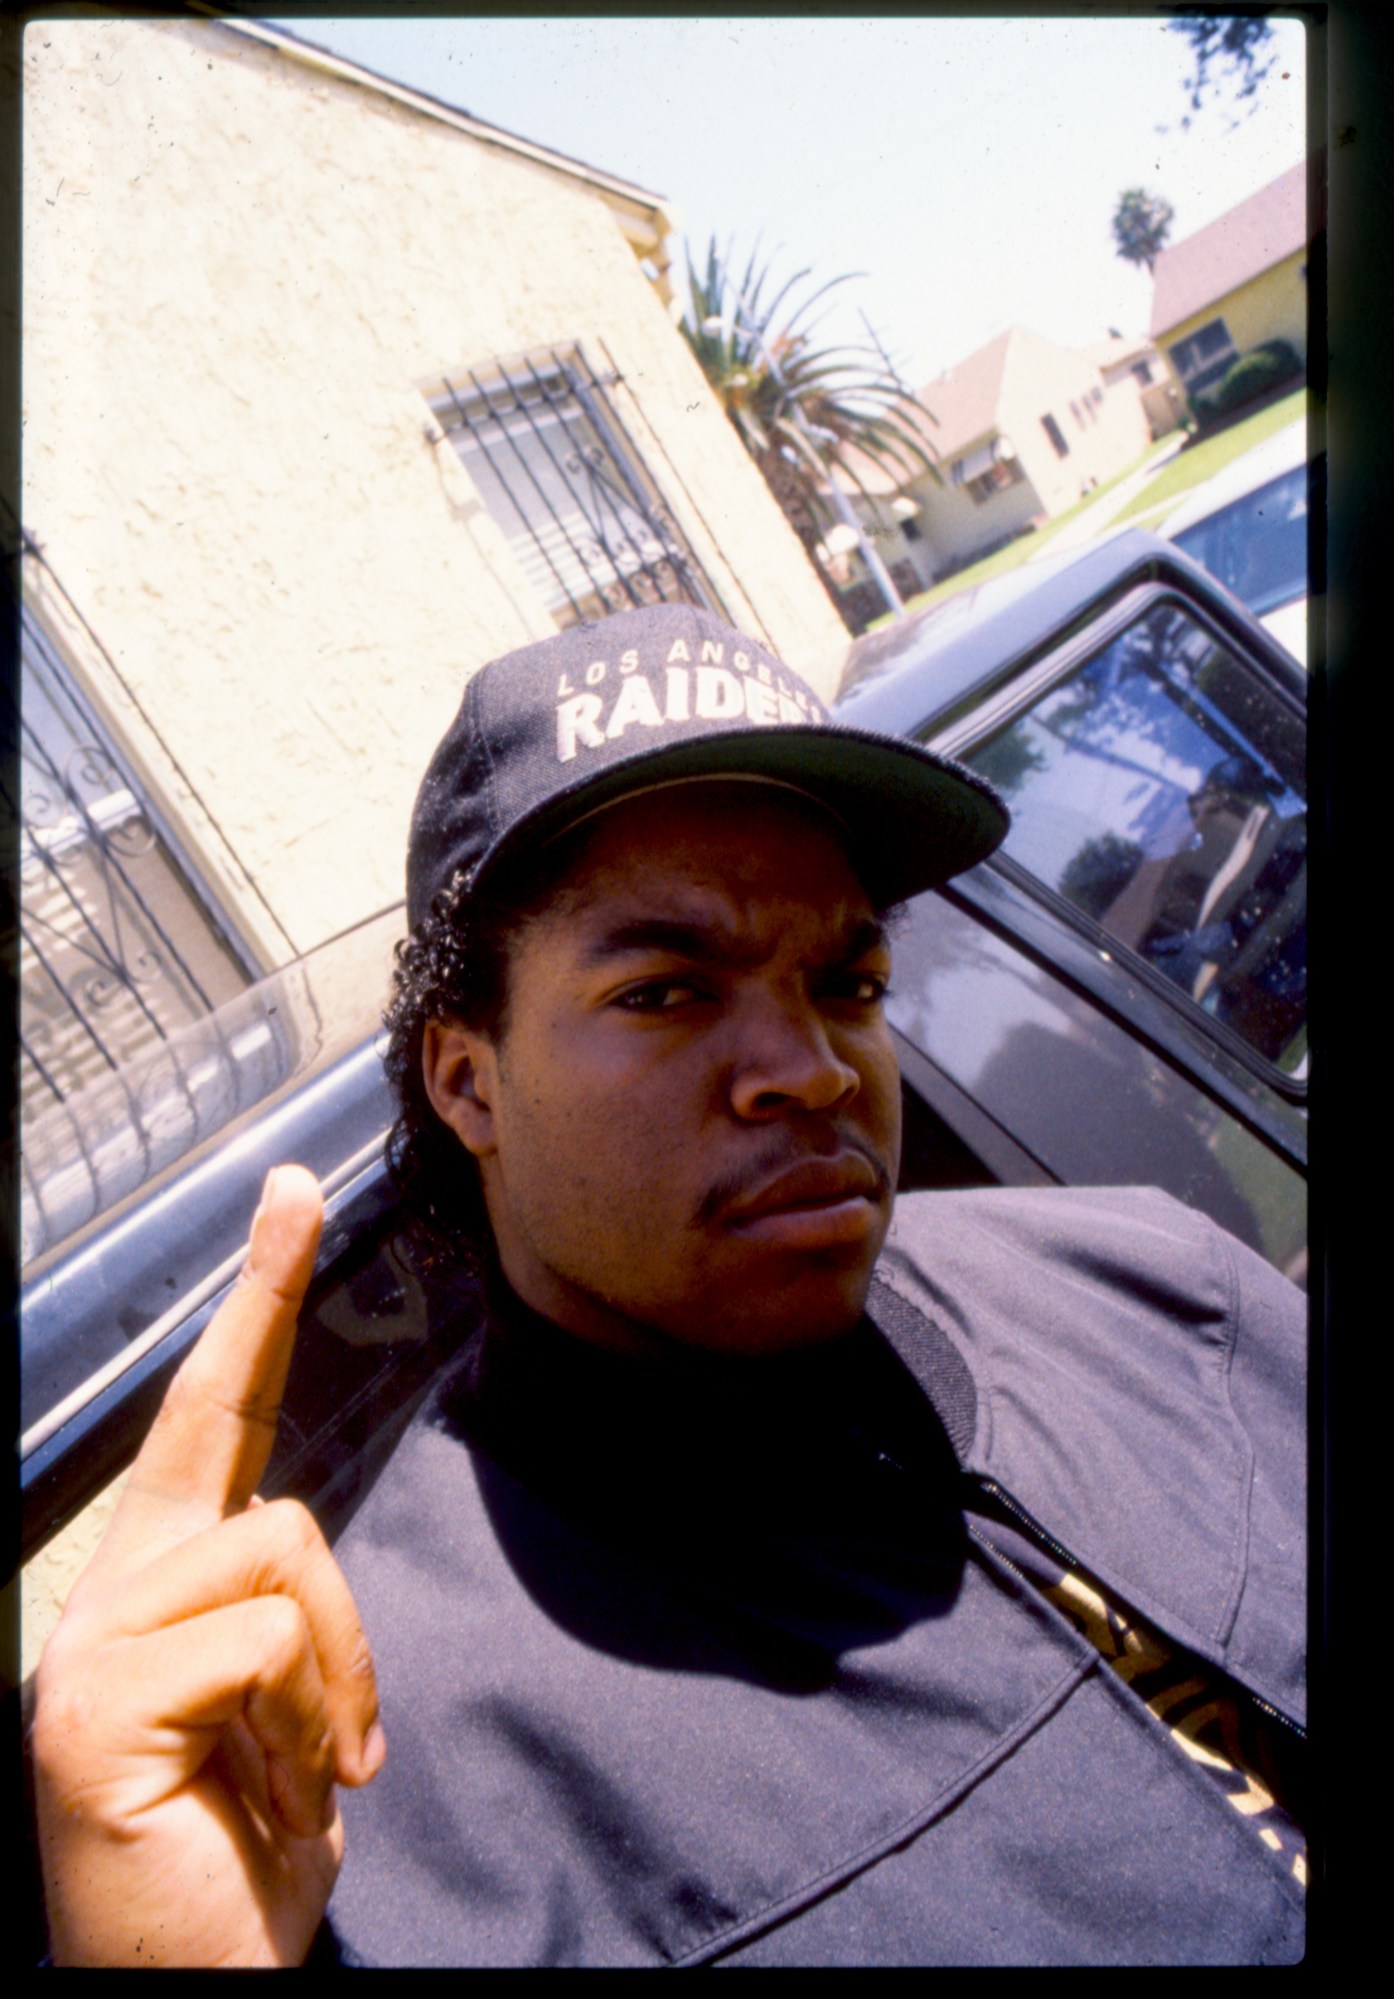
23, 15, 846, 965
1138, 379, 1186, 440
1097, 357, 1184, 444
900, 335, 1155, 580
999, 338, 1151, 519
1158, 252, 1310, 387
908, 439, 1046, 574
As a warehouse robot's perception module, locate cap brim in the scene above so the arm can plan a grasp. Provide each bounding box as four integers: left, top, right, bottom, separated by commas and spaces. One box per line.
473, 723, 1008, 909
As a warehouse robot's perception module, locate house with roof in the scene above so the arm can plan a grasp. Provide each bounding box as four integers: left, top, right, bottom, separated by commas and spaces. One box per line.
840, 326, 1154, 593
19, 13, 848, 1134
1079, 333, 1185, 443
1148, 159, 1311, 410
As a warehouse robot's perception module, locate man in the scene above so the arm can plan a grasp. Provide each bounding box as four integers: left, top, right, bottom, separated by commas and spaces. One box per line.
32, 605, 1306, 1966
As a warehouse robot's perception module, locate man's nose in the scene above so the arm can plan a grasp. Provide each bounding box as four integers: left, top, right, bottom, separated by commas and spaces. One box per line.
727, 997, 860, 1119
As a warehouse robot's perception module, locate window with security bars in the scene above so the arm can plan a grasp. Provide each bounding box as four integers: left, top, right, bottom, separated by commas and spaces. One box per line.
431, 343, 722, 632
10, 575, 253, 1134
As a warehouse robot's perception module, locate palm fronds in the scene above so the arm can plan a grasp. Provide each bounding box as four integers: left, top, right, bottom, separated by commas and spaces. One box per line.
680, 236, 939, 550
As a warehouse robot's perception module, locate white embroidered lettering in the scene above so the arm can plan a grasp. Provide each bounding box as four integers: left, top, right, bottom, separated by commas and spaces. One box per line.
699, 639, 724, 664
756, 661, 773, 686
619, 648, 640, 674
777, 694, 806, 724
585, 660, 607, 687
605, 674, 664, 740
733, 650, 750, 674
557, 694, 606, 761
665, 666, 691, 721
744, 679, 778, 725
695, 666, 745, 719
667, 638, 692, 663
557, 672, 575, 698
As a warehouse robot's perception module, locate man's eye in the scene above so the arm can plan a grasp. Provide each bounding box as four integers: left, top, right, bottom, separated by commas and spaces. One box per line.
826, 971, 889, 1005
615, 980, 707, 1012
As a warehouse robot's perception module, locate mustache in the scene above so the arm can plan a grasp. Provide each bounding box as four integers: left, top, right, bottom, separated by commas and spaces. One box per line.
693, 1135, 893, 1227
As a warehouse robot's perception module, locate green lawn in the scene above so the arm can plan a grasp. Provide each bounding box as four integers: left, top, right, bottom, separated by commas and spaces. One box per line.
863, 445, 1173, 629
1110, 387, 1308, 524
861, 507, 1097, 627
864, 386, 1310, 631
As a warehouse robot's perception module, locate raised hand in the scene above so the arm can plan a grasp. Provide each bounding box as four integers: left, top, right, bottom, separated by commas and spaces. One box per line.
32, 1165, 385, 1968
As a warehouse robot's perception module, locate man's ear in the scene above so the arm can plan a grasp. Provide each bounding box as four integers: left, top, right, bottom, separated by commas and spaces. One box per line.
422, 1020, 500, 1158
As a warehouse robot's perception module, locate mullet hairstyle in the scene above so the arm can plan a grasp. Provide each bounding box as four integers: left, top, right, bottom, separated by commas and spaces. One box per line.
383, 828, 591, 1267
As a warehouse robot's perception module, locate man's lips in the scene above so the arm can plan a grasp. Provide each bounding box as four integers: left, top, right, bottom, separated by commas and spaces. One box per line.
720, 1153, 887, 1249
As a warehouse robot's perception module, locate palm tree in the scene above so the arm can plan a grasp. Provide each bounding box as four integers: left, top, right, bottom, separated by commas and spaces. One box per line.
680, 238, 938, 616
1111, 188, 1175, 275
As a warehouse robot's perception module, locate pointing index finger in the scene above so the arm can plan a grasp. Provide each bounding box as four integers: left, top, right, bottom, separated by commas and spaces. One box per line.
93, 1166, 325, 1578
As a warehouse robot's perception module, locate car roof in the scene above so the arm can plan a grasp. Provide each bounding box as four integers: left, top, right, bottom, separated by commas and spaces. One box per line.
1160, 421, 1308, 539
830, 527, 1300, 736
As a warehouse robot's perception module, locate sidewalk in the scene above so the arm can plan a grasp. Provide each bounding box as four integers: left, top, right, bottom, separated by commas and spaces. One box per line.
1030, 430, 1189, 559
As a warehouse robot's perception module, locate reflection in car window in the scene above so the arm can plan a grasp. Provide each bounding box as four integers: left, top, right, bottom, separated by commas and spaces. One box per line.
959, 601, 1306, 1073
1172, 466, 1308, 618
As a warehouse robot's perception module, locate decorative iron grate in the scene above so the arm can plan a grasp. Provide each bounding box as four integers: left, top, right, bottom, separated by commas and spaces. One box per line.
433, 343, 723, 631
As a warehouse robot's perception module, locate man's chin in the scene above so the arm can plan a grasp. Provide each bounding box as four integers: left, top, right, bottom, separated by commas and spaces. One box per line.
518, 1219, 889, 1360
663, 1241, 884, 1357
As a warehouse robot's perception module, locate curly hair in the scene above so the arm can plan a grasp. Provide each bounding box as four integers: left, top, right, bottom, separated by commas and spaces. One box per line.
382, 828, 592, 1267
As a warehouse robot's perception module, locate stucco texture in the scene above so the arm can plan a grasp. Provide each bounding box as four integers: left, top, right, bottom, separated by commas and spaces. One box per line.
24, 17, 845, 959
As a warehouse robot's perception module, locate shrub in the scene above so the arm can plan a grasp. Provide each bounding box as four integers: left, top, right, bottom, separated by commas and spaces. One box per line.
1195, 340, 1303, 422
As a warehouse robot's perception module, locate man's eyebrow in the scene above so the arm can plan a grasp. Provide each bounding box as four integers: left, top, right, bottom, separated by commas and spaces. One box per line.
843, 914, 892, 959
580, 918, 742, 969
580, 913, 890, 969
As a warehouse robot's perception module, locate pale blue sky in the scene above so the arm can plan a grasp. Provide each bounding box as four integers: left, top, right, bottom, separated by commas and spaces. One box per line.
267, 13, 1310, 387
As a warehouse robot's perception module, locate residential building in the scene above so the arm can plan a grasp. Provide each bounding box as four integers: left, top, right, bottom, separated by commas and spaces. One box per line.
19, 12, 847, 1151
1080, 333, 1185, 442
1149, 159, 1312, 409
841, 326, 1154, 593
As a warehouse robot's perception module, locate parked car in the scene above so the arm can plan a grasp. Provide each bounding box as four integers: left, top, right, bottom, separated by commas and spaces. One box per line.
19, 528, 1306, 1576
833, 523, 1305, 1275
1158, 420, 1314, 665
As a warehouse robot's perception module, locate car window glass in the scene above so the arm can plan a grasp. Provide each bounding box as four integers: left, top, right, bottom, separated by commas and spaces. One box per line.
1172, 466, 1308, 618
958, 600, 1306, 1074
20, 914, 400, 1449
21, 910, 400, 1276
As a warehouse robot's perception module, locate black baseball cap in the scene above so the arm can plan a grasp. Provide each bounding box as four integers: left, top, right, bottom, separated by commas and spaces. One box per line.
406, 603, 1008, 928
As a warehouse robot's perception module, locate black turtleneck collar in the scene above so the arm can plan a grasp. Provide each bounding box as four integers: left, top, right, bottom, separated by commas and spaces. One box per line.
410, 1259, 970, 1679
426, 1257, 965, 1526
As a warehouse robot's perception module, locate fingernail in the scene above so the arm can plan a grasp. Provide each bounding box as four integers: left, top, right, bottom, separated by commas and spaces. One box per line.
362, 1719, 387, 1777
251, 1166, 287, 1236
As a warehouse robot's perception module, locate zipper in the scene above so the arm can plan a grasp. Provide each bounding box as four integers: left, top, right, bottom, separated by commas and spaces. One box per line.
969, 1475, 1306, 1742
1244, 1692, 1306, 1741
972, 1476, 1077, 1569
966, 1519, 1033, 1590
